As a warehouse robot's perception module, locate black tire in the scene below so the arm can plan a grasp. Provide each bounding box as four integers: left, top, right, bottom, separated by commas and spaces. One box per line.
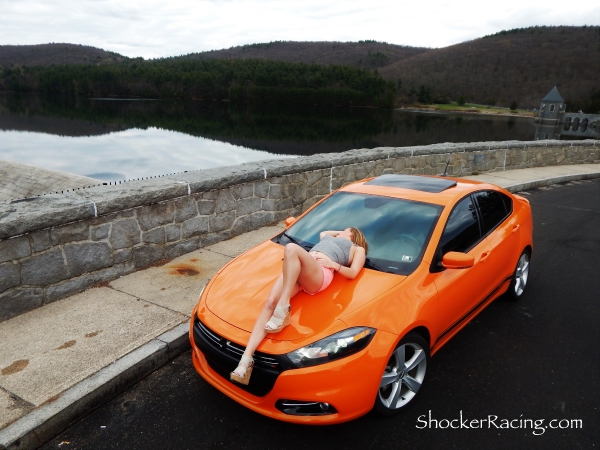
374, 332, 430, 416
506, 249, 531, 301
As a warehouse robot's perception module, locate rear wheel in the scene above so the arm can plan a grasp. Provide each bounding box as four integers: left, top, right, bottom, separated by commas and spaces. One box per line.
375, 333, 430, 416
507, 250, 530, 301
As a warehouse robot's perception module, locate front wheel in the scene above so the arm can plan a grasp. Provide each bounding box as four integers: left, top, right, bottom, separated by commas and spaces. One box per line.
507, 250, 530, 301
374, 333, 430, 416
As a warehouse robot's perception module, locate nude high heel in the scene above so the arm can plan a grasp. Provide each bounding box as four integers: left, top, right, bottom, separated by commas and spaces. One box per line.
264, 304, 291, 333
230, 356, 254, 385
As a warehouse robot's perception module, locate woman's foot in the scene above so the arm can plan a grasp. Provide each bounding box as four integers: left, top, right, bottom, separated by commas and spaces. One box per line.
230, 356, 254, 385
264, 304, 291, 333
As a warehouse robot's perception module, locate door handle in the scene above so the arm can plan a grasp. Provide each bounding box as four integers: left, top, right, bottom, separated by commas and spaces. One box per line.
512, 224, 520, 233
480, 251, 491, 262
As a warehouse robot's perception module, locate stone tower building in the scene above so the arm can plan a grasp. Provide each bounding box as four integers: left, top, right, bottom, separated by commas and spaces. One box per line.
538, 86, 566, 121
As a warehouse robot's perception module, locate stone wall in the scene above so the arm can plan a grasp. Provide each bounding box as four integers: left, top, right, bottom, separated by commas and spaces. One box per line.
1, 140, 598, 321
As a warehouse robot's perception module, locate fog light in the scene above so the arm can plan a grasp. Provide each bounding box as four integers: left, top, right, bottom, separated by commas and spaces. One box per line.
275, 399, 337, 416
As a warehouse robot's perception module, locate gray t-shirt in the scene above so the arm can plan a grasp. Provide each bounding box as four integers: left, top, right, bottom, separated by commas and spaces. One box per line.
311, 235, 353, 266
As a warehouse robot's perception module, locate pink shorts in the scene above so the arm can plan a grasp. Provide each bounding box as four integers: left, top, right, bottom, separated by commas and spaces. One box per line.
302, 254, 335, 295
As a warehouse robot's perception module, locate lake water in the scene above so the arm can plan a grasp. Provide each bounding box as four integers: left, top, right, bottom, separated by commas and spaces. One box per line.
0, 93, 547, 182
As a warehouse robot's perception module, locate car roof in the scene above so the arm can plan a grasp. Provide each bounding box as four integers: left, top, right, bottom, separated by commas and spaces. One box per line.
340, 174, 491, 206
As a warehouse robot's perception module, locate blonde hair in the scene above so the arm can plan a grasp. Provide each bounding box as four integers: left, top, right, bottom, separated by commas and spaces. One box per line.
349, 227, 368, 254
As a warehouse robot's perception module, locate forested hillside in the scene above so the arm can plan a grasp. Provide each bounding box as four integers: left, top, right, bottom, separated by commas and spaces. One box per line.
380, 26, 600, 110
0, 26, 597, 111
0, 59, 396, 107
0, 43, 126, 67
184, 41, 429, 69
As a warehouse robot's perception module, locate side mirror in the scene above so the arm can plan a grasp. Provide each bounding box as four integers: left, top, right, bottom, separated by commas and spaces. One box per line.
442, 252, 474, 269
285, 217, 296, 227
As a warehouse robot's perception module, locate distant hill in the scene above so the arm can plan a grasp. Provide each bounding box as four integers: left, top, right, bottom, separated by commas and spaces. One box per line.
379, 26, 600, 109
182, 41, 429, 69
1, 27, 598, 111
0, 43, 126, 67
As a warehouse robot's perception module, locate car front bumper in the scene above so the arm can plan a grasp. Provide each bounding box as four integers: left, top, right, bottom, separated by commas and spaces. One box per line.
189, 306, 397, 424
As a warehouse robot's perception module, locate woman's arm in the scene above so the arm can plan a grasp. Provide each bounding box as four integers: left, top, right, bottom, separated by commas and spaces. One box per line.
319, 230, 342, 239
314, 247, 366, 280
337, 246, 366, 279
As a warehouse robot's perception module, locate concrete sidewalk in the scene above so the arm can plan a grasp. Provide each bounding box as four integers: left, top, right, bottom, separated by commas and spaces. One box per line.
1, 164, 599, 450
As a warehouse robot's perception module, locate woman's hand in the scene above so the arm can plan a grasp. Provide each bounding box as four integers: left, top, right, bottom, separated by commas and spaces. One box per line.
319, 230, 342, 239
313, 253, 339, 270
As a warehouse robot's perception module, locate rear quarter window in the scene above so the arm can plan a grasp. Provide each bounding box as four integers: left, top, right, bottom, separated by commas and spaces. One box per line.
473, 190, 512, 236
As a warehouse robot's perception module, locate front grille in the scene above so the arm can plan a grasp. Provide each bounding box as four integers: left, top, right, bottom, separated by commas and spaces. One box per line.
193, 317, 293, 396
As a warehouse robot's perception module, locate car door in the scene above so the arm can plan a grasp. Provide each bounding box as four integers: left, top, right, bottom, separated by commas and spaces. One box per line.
431, 195, 493, 343
473, 190, 518, 295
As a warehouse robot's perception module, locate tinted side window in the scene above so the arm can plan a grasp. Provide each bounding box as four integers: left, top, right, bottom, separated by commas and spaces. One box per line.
439, 196, 481, 255
474, 191, 510, 235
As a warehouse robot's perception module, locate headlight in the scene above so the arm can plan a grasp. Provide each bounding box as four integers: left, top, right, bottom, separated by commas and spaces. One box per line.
286, 327, 376, 368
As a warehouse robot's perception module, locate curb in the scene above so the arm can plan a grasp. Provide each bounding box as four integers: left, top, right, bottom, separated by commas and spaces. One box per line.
0, 170, 598, 450
503, 171, 600, 193
0, 324, 190, 450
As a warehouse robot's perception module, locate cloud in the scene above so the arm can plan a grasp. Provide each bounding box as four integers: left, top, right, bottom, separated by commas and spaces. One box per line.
0, 0, 597, 57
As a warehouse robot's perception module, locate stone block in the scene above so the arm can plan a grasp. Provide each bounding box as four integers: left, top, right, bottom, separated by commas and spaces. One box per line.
90, 209, 134, 226
236, 198, 262, 215
0, 193, 95, 240
232, 211, 275, 235
63, 242, 113, 277
201, 190, 219, 200
72, 178, 188, 216
51, 221, 89, 245
166, 238, 200, 259
316, 177, 331, 195
306, 169, 326, 186
0, 287, 44, 322
290, 184, 307, 204
215, 189, 236, 214
209, 211, 236, 233
166, 164, 264, 194
197, 199, 216, 215
31, 230, 52, 253
114, 248, 133, 264
142, 227, 166, 245
110, 218, 141, 249
200, 230, 233, 247
174, 196, 198, 223
21, 248, 69, 286
0, 236, 31, 263
91, 223, 110, 241
262, 198, 292, 212
165, 224, 181, 242
136, 202, 175, 231
254, 180, 270, 198
133, 245, 166, 269
182, 217, 209, 239
230, 183, 254, 200
43, 261, 136, 304
0, 262, 20, 293
268, 184, 290, 199
261, 154, 332, 178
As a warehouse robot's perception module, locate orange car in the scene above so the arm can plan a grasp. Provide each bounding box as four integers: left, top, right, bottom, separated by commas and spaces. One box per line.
189, 174, 533, 424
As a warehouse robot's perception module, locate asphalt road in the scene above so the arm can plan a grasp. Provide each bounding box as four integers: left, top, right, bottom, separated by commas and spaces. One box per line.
42, 179, 600, 450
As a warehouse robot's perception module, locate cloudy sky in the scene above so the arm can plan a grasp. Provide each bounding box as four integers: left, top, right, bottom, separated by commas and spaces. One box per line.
1, 0, 598, 59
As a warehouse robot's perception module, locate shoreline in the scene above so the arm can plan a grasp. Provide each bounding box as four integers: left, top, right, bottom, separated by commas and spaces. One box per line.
397, 107, 536, 119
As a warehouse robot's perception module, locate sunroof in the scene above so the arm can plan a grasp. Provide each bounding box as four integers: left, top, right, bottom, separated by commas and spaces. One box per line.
364, 175, 457, 193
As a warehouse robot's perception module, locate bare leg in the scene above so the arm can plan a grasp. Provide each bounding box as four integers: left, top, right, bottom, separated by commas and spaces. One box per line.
239, 275, 301, 360
238, 244, 323, 360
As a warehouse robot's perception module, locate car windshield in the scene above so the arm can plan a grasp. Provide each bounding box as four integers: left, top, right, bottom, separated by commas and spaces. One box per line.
277, 192, 443, 275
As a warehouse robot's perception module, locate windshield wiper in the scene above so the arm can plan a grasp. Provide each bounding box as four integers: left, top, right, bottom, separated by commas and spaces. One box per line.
364, 258, 399, 275
282, 231, 301, 246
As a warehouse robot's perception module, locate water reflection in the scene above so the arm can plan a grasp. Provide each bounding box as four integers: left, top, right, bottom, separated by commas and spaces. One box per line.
0, 93, 549, 181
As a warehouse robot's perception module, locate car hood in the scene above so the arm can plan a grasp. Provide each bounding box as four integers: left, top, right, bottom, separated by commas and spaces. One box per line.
205, 240, 406, 342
